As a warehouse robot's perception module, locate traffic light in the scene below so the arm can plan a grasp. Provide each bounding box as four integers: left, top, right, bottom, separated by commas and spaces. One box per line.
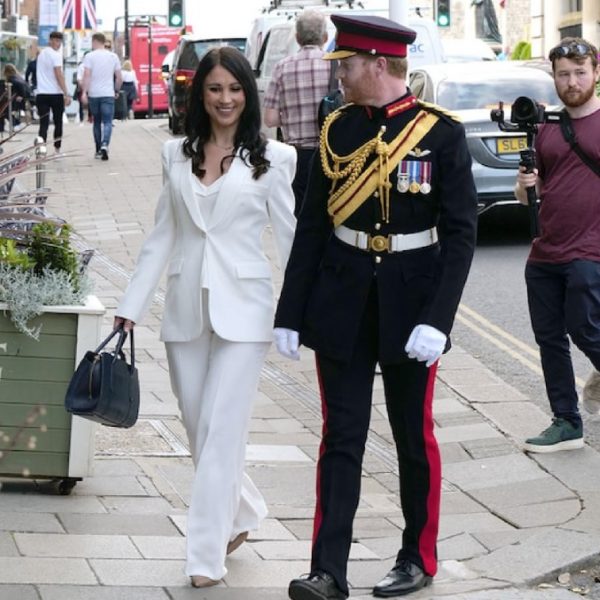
436, 0, 451, 28
168, 0, 184, 28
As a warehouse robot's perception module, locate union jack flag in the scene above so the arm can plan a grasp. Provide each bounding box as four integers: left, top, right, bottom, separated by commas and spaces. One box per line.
61, 0, 97, 31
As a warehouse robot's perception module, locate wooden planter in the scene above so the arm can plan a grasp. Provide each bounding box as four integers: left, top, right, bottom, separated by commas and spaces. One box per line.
0, 295, 105, 493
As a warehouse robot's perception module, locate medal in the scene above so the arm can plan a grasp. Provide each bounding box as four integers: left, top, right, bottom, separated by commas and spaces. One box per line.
408, 160, 420, 193
420, 161, 431, 194
397, 161, 409, 193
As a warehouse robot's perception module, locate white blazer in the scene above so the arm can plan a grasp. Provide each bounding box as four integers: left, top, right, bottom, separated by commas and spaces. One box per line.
116, 137, 297, 343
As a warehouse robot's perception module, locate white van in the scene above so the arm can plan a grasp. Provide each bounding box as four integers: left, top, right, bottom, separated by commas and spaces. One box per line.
253, 13, 445, 137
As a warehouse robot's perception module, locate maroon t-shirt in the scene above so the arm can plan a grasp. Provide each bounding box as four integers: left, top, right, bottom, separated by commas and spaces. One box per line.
529, 108, 600, 263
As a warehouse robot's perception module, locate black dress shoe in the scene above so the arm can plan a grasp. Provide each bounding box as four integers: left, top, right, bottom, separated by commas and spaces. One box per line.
288, 571, 347, 600
373, 559, 432, 597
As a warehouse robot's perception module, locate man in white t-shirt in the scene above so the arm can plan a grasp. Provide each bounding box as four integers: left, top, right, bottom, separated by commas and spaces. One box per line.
80, 32, 122, 161
36, 31, 72, 152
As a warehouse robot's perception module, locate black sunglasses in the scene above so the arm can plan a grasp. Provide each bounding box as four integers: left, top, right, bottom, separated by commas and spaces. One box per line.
549, 42, 593, 61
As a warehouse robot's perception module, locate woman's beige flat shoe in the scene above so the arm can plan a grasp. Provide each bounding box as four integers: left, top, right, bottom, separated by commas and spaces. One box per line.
226, 531, 249, 555
190, 575, 219, 588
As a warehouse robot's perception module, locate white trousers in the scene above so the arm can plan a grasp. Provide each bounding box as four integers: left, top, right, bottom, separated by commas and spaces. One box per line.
165, 292, 269, 579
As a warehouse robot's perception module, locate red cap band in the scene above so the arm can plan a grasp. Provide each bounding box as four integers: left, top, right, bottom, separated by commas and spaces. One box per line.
335, 30, 409, 57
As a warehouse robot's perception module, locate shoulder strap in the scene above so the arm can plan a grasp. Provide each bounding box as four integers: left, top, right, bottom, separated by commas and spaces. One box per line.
559, 110, 600, 178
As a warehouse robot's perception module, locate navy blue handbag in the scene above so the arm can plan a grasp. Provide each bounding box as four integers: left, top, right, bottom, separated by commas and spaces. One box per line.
65, 326, 140, 428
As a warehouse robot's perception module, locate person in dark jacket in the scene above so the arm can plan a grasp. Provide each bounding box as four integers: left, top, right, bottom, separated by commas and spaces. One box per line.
273, 14, 478, 600
2, 63, 31, 126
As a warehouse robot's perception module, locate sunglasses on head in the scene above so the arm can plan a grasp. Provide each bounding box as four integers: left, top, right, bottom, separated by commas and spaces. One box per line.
549, 42, 593, 61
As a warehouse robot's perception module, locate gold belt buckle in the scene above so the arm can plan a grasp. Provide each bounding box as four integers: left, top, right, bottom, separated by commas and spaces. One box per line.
368, 234, 390, 253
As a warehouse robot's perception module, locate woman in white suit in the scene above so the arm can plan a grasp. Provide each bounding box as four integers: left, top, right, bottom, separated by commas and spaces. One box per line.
114, 47, 296, 587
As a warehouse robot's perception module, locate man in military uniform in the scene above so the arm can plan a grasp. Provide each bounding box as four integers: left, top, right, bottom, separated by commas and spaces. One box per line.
274, 14, 477, 600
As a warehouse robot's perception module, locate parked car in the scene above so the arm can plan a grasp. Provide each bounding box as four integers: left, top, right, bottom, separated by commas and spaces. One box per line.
408, 62, 560, 214
167, 35, 246, 135
441, 38, 497, 62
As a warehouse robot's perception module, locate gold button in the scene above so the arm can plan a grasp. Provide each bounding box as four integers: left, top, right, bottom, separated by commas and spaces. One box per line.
375, 256, 382, 264
374, 223, 381, 230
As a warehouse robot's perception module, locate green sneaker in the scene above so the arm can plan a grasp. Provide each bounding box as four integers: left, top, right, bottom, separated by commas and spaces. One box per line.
523, 418, 584, 453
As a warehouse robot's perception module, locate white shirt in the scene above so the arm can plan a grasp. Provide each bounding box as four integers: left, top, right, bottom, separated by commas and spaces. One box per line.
36, 46, 64, 95
121, 70, 137, 84
192, 175, 224, 289
83, 49, 121, 97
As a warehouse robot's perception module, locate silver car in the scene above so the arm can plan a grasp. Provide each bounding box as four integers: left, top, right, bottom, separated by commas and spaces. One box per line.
408, 62, 560, 214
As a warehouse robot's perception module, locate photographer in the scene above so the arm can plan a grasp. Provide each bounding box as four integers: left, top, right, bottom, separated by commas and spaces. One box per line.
514, 38, 600, 453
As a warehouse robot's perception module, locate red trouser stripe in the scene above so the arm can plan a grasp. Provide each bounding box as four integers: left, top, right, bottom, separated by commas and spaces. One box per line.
419, 361, 441, 575
312, 356, 327, 545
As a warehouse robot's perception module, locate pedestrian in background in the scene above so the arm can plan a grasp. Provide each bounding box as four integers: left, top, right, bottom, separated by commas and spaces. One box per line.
113, 47, 296, 589
35, 31, 72, 153
2, 64, 31, 127
274, 14, 477, 600
80, 32, 122, 160
263, 9, 331, 216
25, 49, 38, 94
120, 59, 139, 119
515, 38, 600, 453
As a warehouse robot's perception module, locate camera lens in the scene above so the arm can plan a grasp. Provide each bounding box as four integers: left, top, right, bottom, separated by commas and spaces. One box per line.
511, 96, 538, 123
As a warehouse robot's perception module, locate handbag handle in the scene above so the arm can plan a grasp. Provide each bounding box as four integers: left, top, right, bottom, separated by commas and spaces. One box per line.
93, 326, 124, 353
114, 327, 136, 370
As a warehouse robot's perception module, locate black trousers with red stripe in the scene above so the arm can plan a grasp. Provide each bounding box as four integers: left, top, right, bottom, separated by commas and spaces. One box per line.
311, 285, 441, 595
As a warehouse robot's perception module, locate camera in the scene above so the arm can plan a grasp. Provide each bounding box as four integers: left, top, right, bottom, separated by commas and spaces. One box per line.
490, 96, 562, 133
510, 96, 547, 127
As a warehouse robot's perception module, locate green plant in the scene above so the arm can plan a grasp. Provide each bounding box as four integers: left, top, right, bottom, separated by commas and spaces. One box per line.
0, 139, 93, 338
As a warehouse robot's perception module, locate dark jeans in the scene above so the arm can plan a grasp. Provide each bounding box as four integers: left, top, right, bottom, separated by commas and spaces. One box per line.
36, 93, 65, 150
526, 259, 600, 427
88, 96, 115, 151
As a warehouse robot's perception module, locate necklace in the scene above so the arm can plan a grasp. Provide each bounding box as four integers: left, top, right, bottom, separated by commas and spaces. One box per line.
209, 140, 234, 151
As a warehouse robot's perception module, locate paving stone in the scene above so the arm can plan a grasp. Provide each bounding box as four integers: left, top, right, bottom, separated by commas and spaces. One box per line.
223, 558, 310, 587
14, 533, 141, 559
246, 444, 311, 462
437, 513, 515, 538
472, 527, 551, 552
90, 459, 143, 477
465, 528, 600, 584
533, 447, 600, 493
39, 585, 171, 600
99, 496, 175, 514
472, 478, 575, 511
475, 401, 550, 442
0, 494, 106, 514
452, 588, 583, 599
70, 475, 152, 497
251, 540, 378, 561
443, 454, 547, 491
498, 498, 581, 528
0, 557, 96, 584
435, 412, 485, 427
58, 513, 180, 536
0, 512, 64, 534
438, 532, 489, 561
433, 397, 472, 415
167, 588, 287, 599
90, 558, 187, 586
130, 535, 186, 559
440, 442, 473, 463
454, 383, 527, 403
435, 423, 503, 444
0, 585, 40, 600
0, 533, 18, 557
441, 491, 486, 515
563, 492, 600, 534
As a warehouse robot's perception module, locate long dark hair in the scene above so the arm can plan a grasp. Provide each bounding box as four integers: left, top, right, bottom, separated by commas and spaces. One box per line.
182, 46, 269, 180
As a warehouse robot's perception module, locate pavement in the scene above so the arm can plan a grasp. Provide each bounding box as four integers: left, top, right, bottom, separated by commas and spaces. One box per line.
1, 117, 600, 600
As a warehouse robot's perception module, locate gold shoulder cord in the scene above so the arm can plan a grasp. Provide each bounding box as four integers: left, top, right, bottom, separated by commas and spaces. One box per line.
319, 108, 393, 221
417, 100, 461, 123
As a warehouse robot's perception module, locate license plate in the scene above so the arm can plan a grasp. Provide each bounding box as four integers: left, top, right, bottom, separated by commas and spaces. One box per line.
496, 137, 527, 154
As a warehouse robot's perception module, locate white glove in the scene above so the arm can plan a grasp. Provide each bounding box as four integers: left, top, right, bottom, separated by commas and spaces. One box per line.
405, 324, 447, 367
273, 327, 300, 360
